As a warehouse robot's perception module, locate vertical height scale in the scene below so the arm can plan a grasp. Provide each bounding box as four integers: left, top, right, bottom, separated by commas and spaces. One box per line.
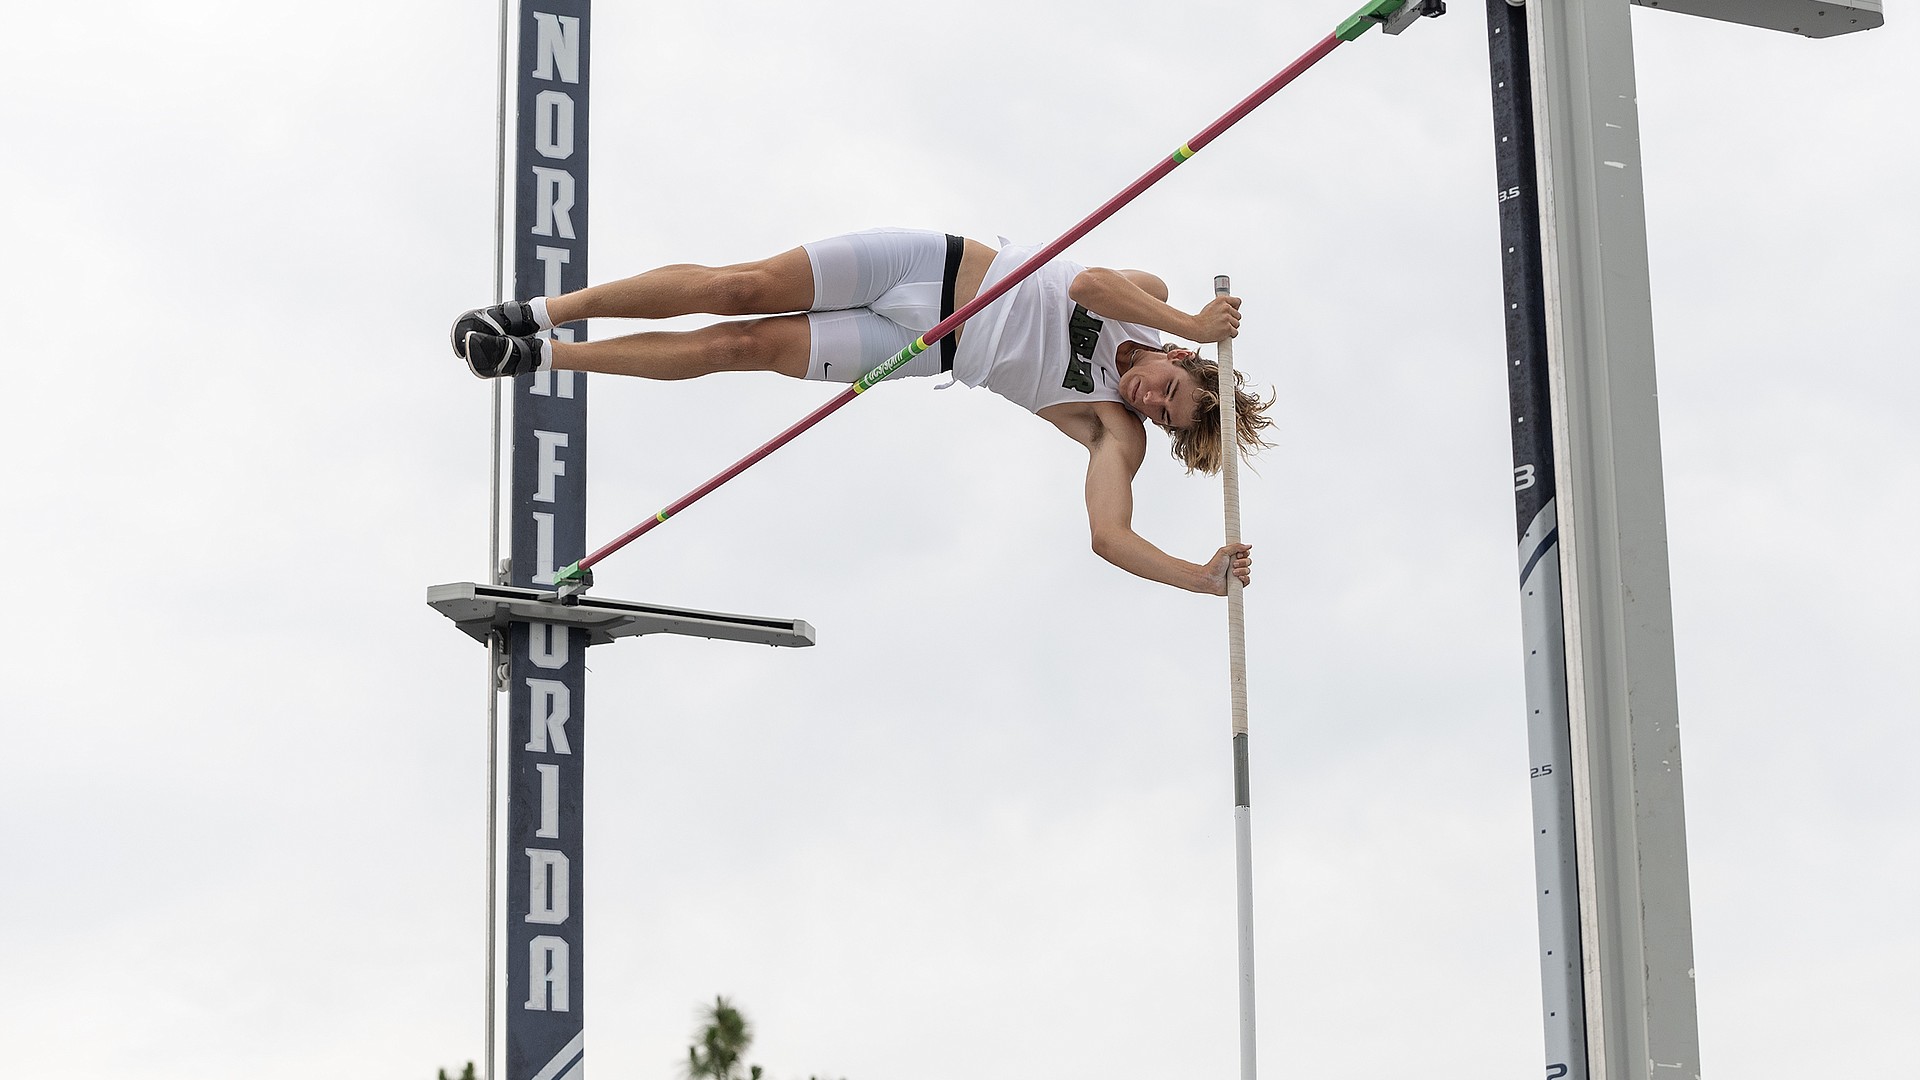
1483, 1, 1587, 1075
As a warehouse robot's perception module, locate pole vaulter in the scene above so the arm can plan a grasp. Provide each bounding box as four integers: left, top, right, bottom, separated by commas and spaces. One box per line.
534, 0, 1442, 596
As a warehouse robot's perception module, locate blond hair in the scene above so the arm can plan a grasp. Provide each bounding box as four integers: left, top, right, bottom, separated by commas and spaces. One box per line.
1163, 346, 1275, 475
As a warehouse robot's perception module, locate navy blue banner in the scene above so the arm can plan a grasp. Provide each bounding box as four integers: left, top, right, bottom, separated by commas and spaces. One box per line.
505, 622, 588, 1080
510, 0, 590, 589
506, 3, 589, 1079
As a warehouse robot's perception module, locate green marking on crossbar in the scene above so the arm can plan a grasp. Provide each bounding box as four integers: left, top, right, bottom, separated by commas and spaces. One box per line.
854, 339, 925, 394
1337, 0, 1406, 40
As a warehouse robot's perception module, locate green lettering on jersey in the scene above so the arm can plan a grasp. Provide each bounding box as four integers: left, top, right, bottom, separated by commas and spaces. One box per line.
1063, 304, 1102, 394
1063, 355, 1094, 394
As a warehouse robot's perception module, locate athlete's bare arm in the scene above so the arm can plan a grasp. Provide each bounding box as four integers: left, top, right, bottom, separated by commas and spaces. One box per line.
1041, 401, 1252, 595
1067, 268, 1242, 343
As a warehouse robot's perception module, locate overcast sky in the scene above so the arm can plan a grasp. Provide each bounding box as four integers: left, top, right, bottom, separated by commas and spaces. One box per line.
4, 2, 1915, 1078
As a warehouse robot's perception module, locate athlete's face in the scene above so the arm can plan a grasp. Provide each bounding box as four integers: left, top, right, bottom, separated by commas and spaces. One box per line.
1119, 349, 1201, 430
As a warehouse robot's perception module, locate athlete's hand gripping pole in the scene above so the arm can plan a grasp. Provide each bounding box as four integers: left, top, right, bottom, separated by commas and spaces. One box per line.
551, 0, 1435, 594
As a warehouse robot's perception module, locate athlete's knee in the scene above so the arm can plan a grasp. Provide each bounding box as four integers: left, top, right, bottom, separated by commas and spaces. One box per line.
704, 318, 799, 372
707, 267, 788, 315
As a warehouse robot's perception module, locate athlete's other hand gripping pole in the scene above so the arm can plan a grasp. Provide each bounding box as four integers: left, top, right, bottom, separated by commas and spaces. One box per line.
551, 0, 1436, 595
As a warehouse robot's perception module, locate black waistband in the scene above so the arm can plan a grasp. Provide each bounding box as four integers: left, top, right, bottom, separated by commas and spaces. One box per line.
940, 233, 963, 373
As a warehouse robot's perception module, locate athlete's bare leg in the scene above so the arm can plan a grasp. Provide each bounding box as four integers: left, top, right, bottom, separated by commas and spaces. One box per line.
551, 315, 811, 381
544, 248, 815, 324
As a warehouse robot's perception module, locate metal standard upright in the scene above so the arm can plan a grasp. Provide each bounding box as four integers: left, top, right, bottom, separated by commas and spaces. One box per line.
1484, 2, 1880, 1077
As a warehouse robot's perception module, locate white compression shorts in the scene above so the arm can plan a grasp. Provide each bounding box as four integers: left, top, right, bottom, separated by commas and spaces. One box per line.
801, 228, 953, 384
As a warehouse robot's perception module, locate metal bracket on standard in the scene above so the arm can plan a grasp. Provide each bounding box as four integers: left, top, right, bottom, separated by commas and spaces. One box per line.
427, 581, 817, 649
1338, 0, 1445, 40
1384, 0, 1446, 33
487, 629, 509, 692
550, 561, 593, 602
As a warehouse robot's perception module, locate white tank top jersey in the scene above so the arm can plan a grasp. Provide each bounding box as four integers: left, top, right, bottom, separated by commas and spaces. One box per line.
950, 243, 1164, 416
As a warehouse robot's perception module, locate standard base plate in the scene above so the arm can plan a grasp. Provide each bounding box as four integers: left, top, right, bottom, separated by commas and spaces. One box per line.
427, 582, 816, 649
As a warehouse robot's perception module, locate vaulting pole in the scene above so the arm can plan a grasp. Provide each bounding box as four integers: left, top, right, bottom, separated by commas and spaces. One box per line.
554, 0, 1421, 586
1213, 274, 1257, 1080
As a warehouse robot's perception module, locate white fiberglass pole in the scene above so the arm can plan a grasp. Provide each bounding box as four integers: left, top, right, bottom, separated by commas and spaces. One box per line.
1215, 274, 1256, 1080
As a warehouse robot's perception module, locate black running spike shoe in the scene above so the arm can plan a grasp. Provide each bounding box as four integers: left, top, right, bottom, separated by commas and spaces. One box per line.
462, 331, 546, 379
450, 301, 542, 359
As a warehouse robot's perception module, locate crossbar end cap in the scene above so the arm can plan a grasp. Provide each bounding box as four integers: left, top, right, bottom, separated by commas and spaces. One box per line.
1384, 0, 1445, 33
1337, 0, 1403, 39
552, 563, 594, 602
